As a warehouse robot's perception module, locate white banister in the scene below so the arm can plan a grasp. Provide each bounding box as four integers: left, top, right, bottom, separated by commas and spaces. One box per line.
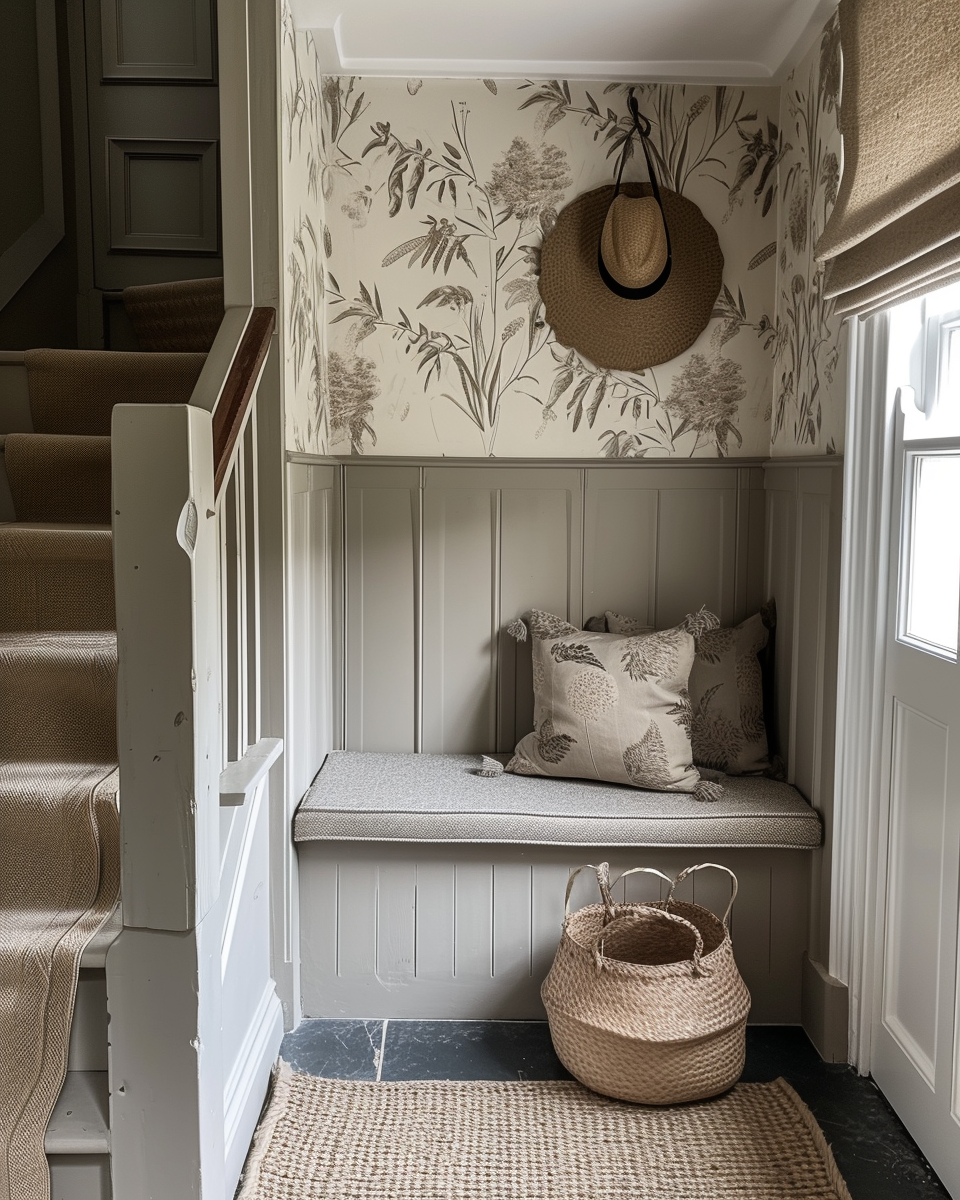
220, 737, 283, 807
113, 402, 222, 932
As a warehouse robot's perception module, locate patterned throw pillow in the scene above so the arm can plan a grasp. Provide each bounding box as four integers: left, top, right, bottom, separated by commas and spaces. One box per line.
506, 609, 723, 801
605, 610, 770, 775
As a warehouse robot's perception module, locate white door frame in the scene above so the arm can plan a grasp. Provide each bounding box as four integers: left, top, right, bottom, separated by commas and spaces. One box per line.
830, 310, 898, 1073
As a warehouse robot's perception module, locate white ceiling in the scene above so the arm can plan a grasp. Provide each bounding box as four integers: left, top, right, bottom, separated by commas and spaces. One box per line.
291, 0, 838, 83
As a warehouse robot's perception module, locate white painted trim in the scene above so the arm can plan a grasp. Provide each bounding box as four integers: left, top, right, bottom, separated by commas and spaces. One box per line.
291, 0, 836, 84
830, 312, 895, 1073
220, 776, 269, 966
222, 980, 284, 1191
220, 736, 283, 806
44, 1072, 109, 1155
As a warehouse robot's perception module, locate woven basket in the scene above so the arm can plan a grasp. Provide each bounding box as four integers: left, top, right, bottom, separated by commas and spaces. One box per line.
542, 862, 750, 1105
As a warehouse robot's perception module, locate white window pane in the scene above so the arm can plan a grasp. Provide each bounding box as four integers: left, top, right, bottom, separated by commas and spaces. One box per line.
903, 454, 960, 656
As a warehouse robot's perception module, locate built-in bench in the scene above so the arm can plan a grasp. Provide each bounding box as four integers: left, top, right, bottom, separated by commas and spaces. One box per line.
295, 752, 822, 848
295, 751, 822, 1024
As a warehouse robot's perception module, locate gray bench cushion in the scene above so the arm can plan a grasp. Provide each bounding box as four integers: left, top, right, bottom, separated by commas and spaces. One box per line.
294, 752, 822, 849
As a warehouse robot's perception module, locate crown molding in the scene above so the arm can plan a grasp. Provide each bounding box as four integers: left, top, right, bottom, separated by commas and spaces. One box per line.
290, 0, 837, 85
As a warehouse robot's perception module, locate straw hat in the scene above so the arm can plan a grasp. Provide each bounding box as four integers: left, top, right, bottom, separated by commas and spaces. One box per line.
539, 181, 724, 371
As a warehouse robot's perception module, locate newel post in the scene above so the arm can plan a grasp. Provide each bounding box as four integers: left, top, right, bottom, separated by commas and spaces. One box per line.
113, 403, 222, 931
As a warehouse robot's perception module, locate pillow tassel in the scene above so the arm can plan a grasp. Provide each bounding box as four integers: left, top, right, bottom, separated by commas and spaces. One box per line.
693, 778, 725, 803
506, 617, 528, 642
475, 755, 505, 777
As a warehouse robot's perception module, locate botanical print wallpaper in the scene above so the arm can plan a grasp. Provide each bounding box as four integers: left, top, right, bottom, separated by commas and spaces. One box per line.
292, 74, 783, 458
771, 16, 847, 456
280, 17, 847, 459
281, 9, 329, 454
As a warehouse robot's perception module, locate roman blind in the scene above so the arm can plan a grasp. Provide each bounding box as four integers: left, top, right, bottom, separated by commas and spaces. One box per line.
815, 0, 960, 316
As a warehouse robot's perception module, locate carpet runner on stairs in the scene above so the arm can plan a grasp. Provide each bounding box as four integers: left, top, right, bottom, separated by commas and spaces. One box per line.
0, 289, 219, 1199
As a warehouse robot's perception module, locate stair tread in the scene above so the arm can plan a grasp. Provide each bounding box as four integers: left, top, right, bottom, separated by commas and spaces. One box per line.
80, 905, 122, 969
45, 1072, 109, 1155
25, 347, 207, 436
0, 524, 115, 632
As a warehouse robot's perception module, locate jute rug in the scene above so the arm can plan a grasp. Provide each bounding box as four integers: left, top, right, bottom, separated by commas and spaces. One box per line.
238, 1066, 852, 1199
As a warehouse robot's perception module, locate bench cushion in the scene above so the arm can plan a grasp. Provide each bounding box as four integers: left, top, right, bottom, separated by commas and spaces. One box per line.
294, 752, 822, 849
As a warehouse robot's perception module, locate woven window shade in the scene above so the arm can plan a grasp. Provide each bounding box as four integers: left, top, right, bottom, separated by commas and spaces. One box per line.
815, 0, 960, 316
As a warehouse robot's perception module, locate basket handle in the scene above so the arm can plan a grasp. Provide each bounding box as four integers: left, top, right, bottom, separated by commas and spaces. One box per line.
607, 866, 675, 920
590, 907, 705, 976
665, 863, 739, 928
563, 863, 609, 918
563, 863, 674, 921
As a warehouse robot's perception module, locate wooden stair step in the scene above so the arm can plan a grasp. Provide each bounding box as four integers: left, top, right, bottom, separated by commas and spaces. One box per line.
45, 1072, 109, 1156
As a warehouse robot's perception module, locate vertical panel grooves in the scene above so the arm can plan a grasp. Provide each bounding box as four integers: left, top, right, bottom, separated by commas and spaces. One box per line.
577, 468, 586, 623
528, 865, 535, 977
413, 863, 419, 977
652, 488, 662, 628
335, 863, 341, 977
452, 863, 458, 978
414, 469, 424, 753
374, 865, 381, 977
489, 864, 495, 978
492, 490, 502, 750
767, 866, 774, 971
338, 467, 348, 750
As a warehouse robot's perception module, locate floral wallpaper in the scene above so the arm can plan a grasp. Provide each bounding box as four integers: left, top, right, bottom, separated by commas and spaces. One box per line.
281, 9, 329, 453
280, 18, 847, 459
771, 16, 847, 456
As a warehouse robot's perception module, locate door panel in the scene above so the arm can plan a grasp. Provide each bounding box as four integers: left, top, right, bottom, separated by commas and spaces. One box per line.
881, 698, 949, 1087
84, 0, 221, 290
873, 295, 960, 1196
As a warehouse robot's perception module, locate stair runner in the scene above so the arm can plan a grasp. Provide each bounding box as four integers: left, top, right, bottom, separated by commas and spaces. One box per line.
0, 279, 221, 1200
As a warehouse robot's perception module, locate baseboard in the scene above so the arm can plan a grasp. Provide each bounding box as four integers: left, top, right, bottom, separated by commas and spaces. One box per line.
801, 953, 849, 1062
222, 982, 284, 1193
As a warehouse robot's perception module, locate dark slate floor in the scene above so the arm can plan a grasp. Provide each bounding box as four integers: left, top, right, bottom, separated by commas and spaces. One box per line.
280, 1019, 950, 1200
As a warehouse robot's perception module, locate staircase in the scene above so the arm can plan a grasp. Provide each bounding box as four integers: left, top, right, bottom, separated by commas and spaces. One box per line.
0, 281, 226, 1200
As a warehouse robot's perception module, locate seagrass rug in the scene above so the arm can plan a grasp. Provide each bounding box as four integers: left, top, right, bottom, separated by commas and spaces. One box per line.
237, 1065, 853, 1199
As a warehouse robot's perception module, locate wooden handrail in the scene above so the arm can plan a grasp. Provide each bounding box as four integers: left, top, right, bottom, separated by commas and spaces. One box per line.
212, 306, 275, 496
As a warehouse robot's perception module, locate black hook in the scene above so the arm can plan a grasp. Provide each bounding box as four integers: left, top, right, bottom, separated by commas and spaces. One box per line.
627, 88, 651, 138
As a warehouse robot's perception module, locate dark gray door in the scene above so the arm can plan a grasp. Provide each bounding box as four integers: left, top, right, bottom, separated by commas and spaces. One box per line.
84, 0, 221, 291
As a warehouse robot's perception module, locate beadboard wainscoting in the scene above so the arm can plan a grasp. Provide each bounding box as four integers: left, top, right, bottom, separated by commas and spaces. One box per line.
339, 460, 767, 755
299, 844, 812, 1023
291, 456, 844, 1041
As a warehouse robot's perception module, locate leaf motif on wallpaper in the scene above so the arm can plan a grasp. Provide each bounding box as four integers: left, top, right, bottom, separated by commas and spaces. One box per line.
362, 103, 499, 237
663, 353, 745, 456
516, 80, 764, 198
549, 642, 606, 671
327, 350, 379, 454
537, 718, 577, 765
711, 284, 776, 356
748, 242, 777, 270
381, 216, 477, 275
599, 430, 650, 458
483, 79, 498, 95
486, 138, 572, 228
818, 14, 841, 115
724, 118, 789, 220
773, 28, 843, 452
329, 105, 568, 453
418, 285, 475, 312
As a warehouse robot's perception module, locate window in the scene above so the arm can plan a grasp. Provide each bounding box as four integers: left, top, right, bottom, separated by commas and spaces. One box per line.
891, 282, 960, 660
